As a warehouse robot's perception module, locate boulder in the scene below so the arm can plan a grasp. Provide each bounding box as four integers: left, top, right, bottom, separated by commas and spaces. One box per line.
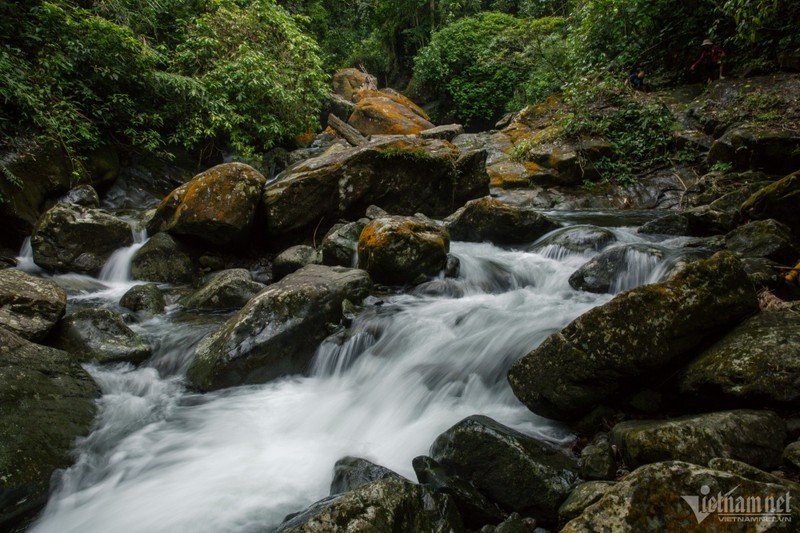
444, 197, 560, 244
413, 455, 505, 529
568, 244, 666, 294
187, 265, 372, 391
421, 124, 465, 141
508, 252, 758, 421
276, 476, 462, 532
741, 171, 800, 235
558, 481, 615, 527
682, 204, 738, 235
611, 410, 786, 470
357, 215, 449, 285
262, 137, 488, 241
529, 225, 617, 258
561, 461, 800, 532
429, 415, 580, 523
486, 160, 548, 189
638, 213, 689, 236
348, 96, 434, 136
0, 269, 66, 341
131, 232, 195, 284
707, 127, 800, 174
272, 245, 321, 281
181, 269, 265, 311
679, 310, 800, 408
119, 283, 166, 317
0, 328, 98, 530
579, 434, 616, 481
58, 184, 100, 207
784, 442, 800, 470
31, 203, 133, 275
725, 219, 798, 265
330, 457, 403, 495
331, 68, 377, 102
50, 308, 152, 365
709, 457, 800, 492
321, 220, 366, 267
147, 162, 266, 246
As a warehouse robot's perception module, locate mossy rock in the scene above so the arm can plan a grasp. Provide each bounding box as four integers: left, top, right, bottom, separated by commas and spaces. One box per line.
0, 269, 66, 341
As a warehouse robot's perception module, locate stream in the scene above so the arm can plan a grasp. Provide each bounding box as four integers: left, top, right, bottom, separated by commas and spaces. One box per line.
18, 212, 692, 532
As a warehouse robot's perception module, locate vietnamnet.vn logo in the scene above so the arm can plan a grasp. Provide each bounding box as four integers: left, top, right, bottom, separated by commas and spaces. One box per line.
681, 485, 792, 524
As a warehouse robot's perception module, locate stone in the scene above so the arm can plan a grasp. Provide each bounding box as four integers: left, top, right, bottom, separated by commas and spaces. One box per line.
444, 197, 560, 244
50, 307, 152, 365
561, 461, 800, 532
558, 481, 615, 528
741, 171, 800, 236
725, 219, 799, 265
568, 244, 666, 294
348, 96, 434, 137
357, 215, 449, 285
187, 265, 372, 391
119, 283, 166, 317
784, 442, 800, 469
579, 434, 616, 481
421, 124, 465, 141
709, 458, 800, 492
277, 476, 462, 532
430, 415, 580, 524
330, 457, 403, 495
147, 162, 266, 246
321, 220, 366, 267
508, 252, 758, 421
131, 232, 195, 284
181, 269, 265, 311
0, 328, 98, 530
272, 245, 321, 282
708, 127, 800, 174
0, 269, 66, 341
638, 213, 690, 235
529, 225, 617, 257
58, 184, 100, 207
679, 310, 800, 408
31, 203, 133, 275
611, 410, 786, 470
331, 68, 377, 102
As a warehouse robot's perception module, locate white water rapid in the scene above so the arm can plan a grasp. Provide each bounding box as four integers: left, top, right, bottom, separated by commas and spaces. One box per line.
25, 219, 692, 533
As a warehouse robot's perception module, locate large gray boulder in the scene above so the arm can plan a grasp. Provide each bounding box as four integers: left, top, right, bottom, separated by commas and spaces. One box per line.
276, 476, 462, 532
262, 137, 488, 241
707, 127, 800, 174
725, 219, 799, 265
131, 232, 195, 284
329, 457, 404, 495
0, 328, 98, 530
119, 283, 165, 317
50, 308, 152, 365
429, 415, 580, 524
508, 252, 758, 421
181, 269, 265, 311
357, 215, 450, 285
444, 196, 559, 244
611, 410, 786, 470
147, 162, 266, 246
679, 310, 800, 408
741, 170, 800, 235
562, 461, 800, 532
31, 203, 133, 274
529, 225, 617, 257
272, 245, 321, 281
187, 265, 372, 391
0, 269, 66, 341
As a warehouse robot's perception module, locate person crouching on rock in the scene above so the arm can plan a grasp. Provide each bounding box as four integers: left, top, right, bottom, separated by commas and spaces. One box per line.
625, 68, 646, 91
691, 38, 726, 82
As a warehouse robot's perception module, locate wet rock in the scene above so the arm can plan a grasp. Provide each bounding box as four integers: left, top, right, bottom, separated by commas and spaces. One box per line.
741, 170, 800, 236
611, 410, 786, 470
444, 197, 559, 244
429, 415, 580, 523
682, 204, 738, 235
58, 184, 100, 207
357, 215, 449, 285
276, 476, 462, 532
321, 220, 366, 267
50, 308, 152, 365
0, 328, 98, 530
181, 269, 265, 311
147, 162, 266, 246
508, 252, 758, 421
0, 269, 66, 341
638, 213, 690, 236
709, 458, 800, 492
558, 481, 615, 527
31, 203, 133, 275
421, 124, 465, 141
330, 457, 403, 495
188, 265, 372, 391
413, 455, 505, 529
561, 461, 800, 532
679, 310, 800, 408
131, 232, 195, 284
348, 96, 433, 136
272, 245, 321, 282
725, 219, 799, 265
579, 434, 616, 481
529, 225, 617, 257
568, 244, 665, 294
708, 127, 800, 174
119, 283, 165, 317
262, 137, 487, 242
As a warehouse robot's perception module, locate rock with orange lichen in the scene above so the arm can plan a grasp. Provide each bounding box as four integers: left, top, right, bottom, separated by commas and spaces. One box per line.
332, 68, 377, 102
353, 88, 431, 121
262, 137, 488, 242
357, 215, 450, 285
348, 96, 434, 137
148, 162, 266, 246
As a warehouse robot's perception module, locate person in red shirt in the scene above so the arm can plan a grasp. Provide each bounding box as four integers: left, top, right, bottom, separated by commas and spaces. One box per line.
691, 38, 726, 81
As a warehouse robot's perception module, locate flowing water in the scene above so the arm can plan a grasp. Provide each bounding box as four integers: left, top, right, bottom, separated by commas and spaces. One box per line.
21, 218, 695, 533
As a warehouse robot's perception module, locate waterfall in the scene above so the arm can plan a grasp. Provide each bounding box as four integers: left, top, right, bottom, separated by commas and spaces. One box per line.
99, 226, 148, 283
15, 236, 42, 274
28, 220, 687, 533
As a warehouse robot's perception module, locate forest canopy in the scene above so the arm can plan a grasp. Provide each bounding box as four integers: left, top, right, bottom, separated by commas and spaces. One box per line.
0, 0, 797, 169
